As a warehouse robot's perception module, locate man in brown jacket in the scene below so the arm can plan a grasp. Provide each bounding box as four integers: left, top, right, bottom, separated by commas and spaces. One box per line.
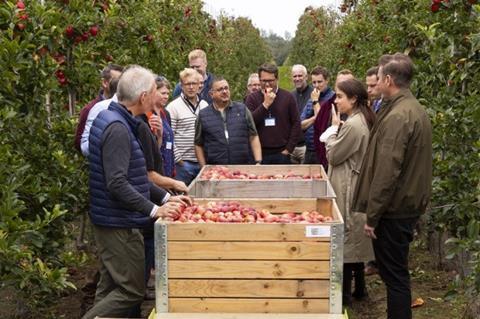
352, 53, 432, 319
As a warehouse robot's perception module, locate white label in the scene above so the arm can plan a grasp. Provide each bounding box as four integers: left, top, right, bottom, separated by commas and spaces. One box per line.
305, 225, 330, 238
166, 142, 173, 149
265, 117, 276, 127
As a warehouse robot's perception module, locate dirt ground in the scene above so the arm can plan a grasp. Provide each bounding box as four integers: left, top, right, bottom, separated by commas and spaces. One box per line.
0, 240, 466, 319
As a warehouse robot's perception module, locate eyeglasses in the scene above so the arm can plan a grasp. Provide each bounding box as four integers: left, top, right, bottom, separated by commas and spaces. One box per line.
156, 75, 166, 81
214, 86, 229, 93
260, 79, 276, 84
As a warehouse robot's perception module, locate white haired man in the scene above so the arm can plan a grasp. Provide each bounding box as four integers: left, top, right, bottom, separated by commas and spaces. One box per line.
82, 65, 184, 319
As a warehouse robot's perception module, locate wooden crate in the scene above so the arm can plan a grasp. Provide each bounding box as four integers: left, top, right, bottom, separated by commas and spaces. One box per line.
188, 165, 336, 198
154, 198, 344, 317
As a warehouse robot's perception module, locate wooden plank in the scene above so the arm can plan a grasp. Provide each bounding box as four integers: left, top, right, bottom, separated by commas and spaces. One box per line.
169, 279, 329, 298
199, 164, 325, 177
166, 223, 332, 242
193, 198, 334, 215
191, 180, 331, 198
168, 260, 329, 279
168, 241, 330, 260
168, 298, 329, 313
156, 314, 344, 319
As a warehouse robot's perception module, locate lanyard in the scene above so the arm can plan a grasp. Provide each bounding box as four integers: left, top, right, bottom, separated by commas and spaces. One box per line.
181, 93, 201, 116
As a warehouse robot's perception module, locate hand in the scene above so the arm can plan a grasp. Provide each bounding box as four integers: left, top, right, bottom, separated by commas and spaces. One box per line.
331, 105, 342, 126
154, 202, 181, 220
311, 88, 320, 102
169, 194, 193, 206
281, 149, 290, 156
313, 100, 321, 116
173, 181, 189, 194
148, 114, 163, 137
364, 224, 377, 239
262, 88, 276, 109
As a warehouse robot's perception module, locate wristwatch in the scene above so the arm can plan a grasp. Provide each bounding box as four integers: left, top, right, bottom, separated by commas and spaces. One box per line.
255, 160, 262, 164
312, 100, 319, 105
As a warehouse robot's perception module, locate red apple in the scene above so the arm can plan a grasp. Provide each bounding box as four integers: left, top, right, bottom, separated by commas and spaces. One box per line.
65, 25, 75, 38
89, 26, 99, 36
17, 1, 25, 10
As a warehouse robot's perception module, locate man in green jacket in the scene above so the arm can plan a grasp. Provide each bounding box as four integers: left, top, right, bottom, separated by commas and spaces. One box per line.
352, 53, 432, 319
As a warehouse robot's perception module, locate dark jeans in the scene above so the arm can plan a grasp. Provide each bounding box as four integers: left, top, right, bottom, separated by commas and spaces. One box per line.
373, 217, 418, 319
304, 150, 320, 164
175, 160, 200, 186
262, 152, 291, 165
144, 236, 154, 283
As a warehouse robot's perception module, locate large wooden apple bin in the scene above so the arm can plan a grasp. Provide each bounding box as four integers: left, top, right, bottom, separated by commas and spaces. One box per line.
188, 165, 336, 198
154, 198, 344, 318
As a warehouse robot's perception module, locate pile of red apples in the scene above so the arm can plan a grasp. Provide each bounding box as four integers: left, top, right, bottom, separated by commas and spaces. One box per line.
169, 201, 332, 224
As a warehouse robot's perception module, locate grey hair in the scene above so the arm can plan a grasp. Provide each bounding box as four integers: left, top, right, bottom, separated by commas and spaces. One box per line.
247, 73, 259, 85
117, 65, 155, 103
291, 64, 307, 75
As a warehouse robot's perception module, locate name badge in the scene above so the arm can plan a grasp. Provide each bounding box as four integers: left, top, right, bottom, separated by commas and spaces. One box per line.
166, 141, 173, 150
265, 117, 276, 127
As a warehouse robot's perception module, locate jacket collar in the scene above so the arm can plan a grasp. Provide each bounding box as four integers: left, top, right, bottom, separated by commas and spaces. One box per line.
108, 101, 141, 132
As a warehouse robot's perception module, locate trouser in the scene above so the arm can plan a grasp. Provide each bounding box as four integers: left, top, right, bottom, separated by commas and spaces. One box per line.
290, 145, 306, 164
262, 152, 291, 165
175, 160, 200, 186
82, 225, 145, 319
373, 217, 418, 319
343, 262, 366, 306
303, 149, 320, 164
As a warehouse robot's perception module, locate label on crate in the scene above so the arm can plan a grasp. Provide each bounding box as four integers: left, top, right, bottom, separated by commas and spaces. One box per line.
305, 225, 331, 237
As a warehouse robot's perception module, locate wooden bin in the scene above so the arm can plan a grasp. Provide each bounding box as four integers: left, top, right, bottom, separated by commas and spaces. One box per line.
188, 165, 336, 198
154, 198, 344, 318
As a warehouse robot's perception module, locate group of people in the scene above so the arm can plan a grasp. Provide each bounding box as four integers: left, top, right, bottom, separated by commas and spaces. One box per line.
74, 48, 432, 319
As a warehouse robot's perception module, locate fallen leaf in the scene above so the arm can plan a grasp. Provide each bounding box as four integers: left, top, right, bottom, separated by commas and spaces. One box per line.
411, 297, 425, 308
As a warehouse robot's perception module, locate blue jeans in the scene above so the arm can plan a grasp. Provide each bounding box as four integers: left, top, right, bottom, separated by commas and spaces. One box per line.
262, 152, 291, 165
175, 160, 200, 186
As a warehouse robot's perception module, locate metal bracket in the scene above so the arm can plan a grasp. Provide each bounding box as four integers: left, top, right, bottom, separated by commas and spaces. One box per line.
329, 223, 344, 314
155, 221, 169, 313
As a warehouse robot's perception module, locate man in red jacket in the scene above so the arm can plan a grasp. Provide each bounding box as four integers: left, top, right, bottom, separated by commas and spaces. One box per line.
74, 64, 123, 152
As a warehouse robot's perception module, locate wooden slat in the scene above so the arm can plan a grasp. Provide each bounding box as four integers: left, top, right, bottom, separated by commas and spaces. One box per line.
168, 298, 329, 313
156, 314, 344, 319
168, 260, 329, 279
199, 164, 324, 176
169, 279, 329, 298
166, 223, 332, 242
168, 241, 330, 260
192, 180, 330, 198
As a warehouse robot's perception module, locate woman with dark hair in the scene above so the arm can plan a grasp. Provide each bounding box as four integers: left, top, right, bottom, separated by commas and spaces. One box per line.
320, 78, 375, 307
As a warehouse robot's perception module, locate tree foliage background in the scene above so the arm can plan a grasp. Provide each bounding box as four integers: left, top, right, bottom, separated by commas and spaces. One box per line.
290, 0, 480, 306
0, 0, 271, 315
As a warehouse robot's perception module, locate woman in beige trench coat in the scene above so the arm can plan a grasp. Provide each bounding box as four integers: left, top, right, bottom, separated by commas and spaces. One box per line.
320, 78, 376, 306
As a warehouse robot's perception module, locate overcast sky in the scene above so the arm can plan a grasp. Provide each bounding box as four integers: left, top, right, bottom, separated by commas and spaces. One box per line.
202, 0, 340, 38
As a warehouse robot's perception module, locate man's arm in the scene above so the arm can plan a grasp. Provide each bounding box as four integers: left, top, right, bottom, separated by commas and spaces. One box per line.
245, 93, 269, 126
102, 123, 155, 215
285, 94, 301, 153
195, 145, 207, 167
300, 101, 319, 131
249, 135, 262, 163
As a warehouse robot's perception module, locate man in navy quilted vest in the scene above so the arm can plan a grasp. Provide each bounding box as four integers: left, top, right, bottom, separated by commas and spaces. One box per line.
194, 77, 262, 166
82, 65, 186, 319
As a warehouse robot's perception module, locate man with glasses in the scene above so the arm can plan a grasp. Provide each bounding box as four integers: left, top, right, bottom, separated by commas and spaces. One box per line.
245, 63, 301, 164
172, 49, 214, 104
195, 77, 262, 166
166, 68, 208, 185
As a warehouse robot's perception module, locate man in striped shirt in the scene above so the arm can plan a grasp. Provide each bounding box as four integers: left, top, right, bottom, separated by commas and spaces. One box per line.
166, 68, 208, 185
